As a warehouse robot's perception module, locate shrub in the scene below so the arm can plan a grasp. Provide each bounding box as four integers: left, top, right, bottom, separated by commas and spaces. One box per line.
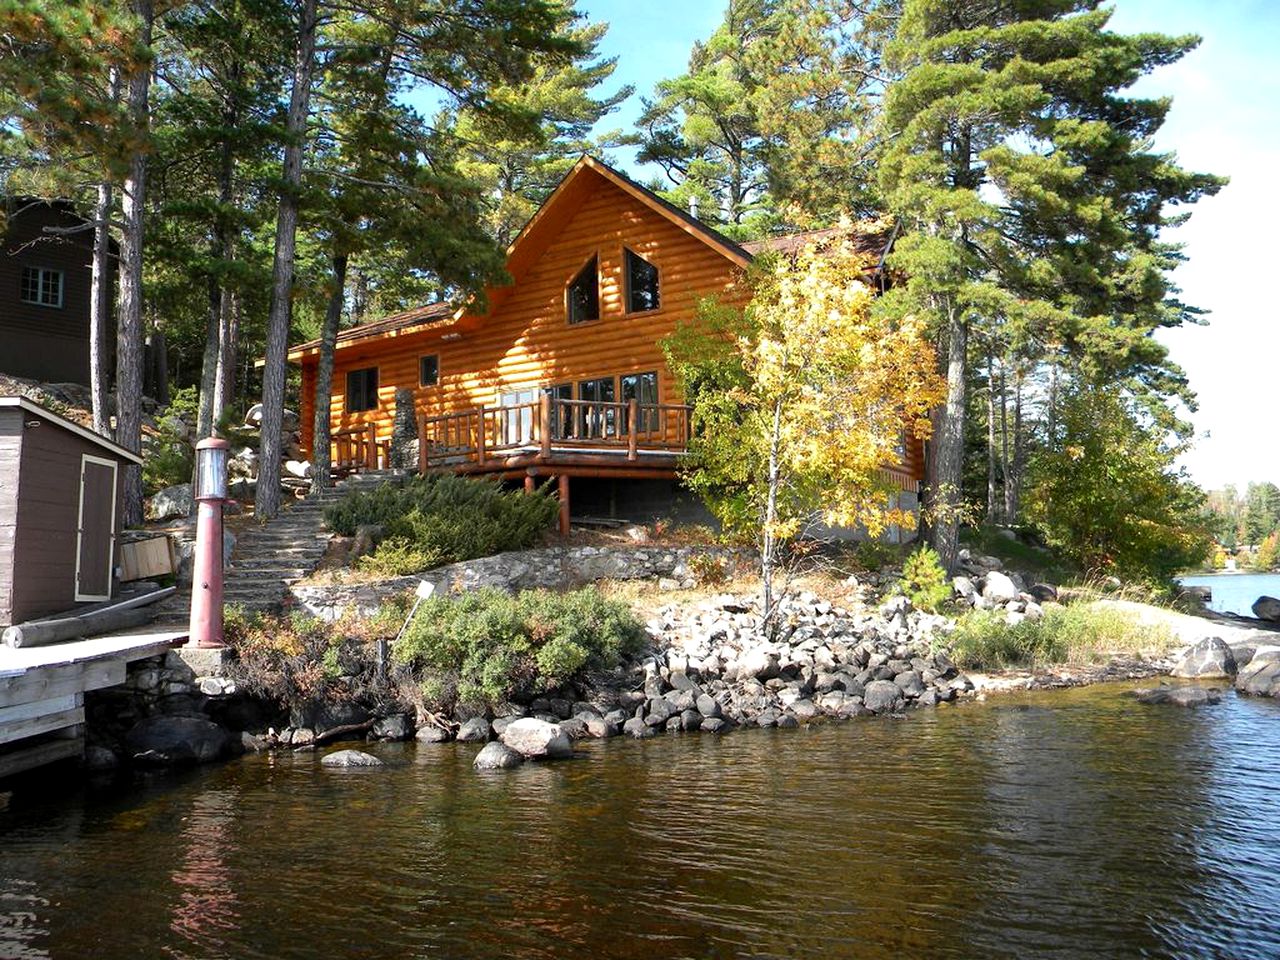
393, 586, 647, 709
901, 546, 951, 613
688, 551, 729, 586
324, 474, 558, 572
948, 603, 1176, 670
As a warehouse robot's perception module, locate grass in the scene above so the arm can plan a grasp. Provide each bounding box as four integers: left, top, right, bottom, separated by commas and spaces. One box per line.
948, 601, 1179, 670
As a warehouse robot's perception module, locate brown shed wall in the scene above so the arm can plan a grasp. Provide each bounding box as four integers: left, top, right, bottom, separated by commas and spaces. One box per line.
8, 412, 127, 625
0, 409, 21, 626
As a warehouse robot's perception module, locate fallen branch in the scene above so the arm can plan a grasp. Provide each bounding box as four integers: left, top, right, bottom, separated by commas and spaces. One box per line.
313, 719, 375, 745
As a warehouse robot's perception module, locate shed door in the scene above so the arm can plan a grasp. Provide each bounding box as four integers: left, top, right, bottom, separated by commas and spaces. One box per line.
75, 455, 118, 601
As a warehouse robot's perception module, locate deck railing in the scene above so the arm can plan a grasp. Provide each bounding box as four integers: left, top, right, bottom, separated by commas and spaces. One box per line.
331, 423, 382, 473
418, 395, 691, 470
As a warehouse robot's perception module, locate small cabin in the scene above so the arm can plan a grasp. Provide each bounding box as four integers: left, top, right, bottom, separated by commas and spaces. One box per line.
0, 397, 141, 628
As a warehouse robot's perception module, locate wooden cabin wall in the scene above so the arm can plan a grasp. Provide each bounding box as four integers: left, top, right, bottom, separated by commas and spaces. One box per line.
300, 176, 749, 456
0, 410, 21, 626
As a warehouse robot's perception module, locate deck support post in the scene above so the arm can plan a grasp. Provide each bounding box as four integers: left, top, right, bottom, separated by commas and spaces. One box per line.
524, 474, 535, 494
557, 473, 570, 535
627, 399, 638, 461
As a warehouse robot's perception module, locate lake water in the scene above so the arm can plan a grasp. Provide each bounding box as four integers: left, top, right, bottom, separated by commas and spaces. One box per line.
1178, 572, 1280, 617
2, 682, 1278, 960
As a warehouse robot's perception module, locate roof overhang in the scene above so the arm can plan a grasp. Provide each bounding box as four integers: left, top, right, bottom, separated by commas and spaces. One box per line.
0, 396, 144, 464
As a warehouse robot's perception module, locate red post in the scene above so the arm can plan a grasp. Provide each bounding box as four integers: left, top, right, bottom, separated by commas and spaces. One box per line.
524, 473, 535, 494
557, 473, 570, 535
188, 436, 229, 649
627, 399, 638, 461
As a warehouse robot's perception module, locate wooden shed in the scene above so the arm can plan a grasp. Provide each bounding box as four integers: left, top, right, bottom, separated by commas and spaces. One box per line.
0, 396, 141, 628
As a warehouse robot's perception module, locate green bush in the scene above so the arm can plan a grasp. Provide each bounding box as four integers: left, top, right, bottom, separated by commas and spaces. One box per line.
324, 474, 558, 572
393, 586, 647, 708
948, 603, 1175, 670
901, 546, 951, 613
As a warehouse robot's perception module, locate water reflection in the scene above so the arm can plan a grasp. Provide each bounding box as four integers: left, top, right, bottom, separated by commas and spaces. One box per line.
0, 684, 1277, 960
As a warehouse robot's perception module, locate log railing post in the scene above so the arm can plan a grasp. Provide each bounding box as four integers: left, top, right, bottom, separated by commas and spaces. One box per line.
418, 416, 428, 473
365, 423, 378, 470
540, 393, 552, 460
476, 408, 487, 465
627, 399, 638, 461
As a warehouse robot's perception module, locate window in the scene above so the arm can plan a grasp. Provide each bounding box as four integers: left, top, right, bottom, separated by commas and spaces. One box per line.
419, 354, 439, 387
621, 371, 659, 433
548, 383, 573, 440
624, 248, 660, 313
20, 265, 63, 308
346, 367, 378, 412
567, 256, 599, 324
499, 388, 539, 444
577, 376, 616, 438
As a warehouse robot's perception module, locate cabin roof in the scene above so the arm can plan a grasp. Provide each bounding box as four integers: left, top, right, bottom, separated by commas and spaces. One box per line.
0, 396, 144, 464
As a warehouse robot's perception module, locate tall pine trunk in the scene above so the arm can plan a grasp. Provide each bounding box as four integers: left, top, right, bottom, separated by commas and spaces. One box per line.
928, 298, 968, 571
89, 177, 114, 438
311, 252, 348, 493
214, 291, 238, 417
196, 116, 237, 440
1007, 371, 1025, 521
985, 347, 997, 522
115, 0, 153, 527
257, 0, 318, 520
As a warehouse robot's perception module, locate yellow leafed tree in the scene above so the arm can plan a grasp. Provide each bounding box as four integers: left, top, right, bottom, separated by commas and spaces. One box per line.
665, 222, 945, 620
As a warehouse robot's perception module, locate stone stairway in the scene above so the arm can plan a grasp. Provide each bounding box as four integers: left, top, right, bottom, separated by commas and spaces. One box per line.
153, 470, 408, 624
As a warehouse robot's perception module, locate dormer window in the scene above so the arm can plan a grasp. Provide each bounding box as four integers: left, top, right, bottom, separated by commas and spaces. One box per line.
567, 256, 599, 324
624, 248, 659, 313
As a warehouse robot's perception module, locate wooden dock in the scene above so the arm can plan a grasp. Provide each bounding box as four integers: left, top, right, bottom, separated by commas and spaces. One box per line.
0, 628, 186, 780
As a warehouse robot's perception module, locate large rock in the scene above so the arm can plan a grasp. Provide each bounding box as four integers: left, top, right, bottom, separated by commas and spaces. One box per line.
1171, 637, 1237, 679
473, 742, 524, 771
371, 714, 413, 741
455, 717, 492, 743
1251, 596, 1280, 622
1134, 686, 1222, 707
734, 648, 780, 681
499, 718, 573, 759
148, 483, 193, 521
982, 571, 1019, 604
415, 724, 451, 743
125, 716, 230, 764
1236, 647, 1280, 698
623, 716, 656, 738
862, 680, 905, 715
290, 699, 370, 734
322, 749, 384, 767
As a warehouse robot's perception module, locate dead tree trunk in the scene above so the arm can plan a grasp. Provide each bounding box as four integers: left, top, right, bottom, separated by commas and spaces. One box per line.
256, 0, 318, 520
114, 0, 153, 528
311, 251, 348, 492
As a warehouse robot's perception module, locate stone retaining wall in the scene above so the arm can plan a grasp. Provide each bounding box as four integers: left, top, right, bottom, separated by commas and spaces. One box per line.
289, 544, 749, 621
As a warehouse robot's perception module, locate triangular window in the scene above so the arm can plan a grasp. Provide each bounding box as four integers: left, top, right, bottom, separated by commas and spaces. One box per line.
567, 256, 599, 324
625, 248, 660, 313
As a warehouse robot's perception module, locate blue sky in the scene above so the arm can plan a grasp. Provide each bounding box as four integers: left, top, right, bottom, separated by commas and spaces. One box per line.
576, 0, 1277, 491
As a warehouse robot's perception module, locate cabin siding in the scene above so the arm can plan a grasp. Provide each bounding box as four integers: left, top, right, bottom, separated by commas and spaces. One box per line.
301, 176, 748, 456
0, 410, 22, 625
8, 411, 126, 624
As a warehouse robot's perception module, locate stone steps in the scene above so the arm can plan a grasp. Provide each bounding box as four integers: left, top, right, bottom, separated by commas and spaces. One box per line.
151, 470, 410, 625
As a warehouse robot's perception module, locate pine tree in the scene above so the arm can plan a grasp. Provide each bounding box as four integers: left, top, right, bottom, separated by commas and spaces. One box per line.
876, 0, 1224, 568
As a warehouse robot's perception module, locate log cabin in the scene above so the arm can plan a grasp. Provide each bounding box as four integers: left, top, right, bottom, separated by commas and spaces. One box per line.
292, 156, 924, 532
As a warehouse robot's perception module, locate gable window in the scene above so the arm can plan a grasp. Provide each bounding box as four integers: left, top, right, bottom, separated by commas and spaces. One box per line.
20, 265, 63, 308
567, 256, 599, 324
419, 354, 439, 387
624, 248, 660, 313
346, 367, 378, 413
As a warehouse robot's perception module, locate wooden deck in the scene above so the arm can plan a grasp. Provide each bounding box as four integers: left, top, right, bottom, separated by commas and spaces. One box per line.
0, 628, 187, 780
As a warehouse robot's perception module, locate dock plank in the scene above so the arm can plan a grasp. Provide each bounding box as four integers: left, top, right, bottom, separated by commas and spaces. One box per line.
0, 736, 84, 780
0, 658, 124, 708
0, 706, 85, 745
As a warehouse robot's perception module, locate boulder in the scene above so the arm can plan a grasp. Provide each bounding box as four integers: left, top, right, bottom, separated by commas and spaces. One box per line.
1134, 686, 1222, 707
473, 742, 525, 771
148, 483, 193, 521
893, 670, 925, 698
623, 716, 656, 738
125, 716, 230, 764
415, 724, 451, 743
982, 571, 1019, 604
952, 576, 977, 604
455, 717, 492, 743
583, 715, 617, 738
84, 745, 120, 771
701, 717, 727, 734
1171, 637, 1237, 680
644, 697, 674, 727
1028, 583, 1058, 603
371, 714, 413, 741
1251, 596, 1280, 622
557, 717, 590, 740
1236, 647, 1280, 698
695, 693, 722, 719
862, 680, 905, 715
322, 749, 384, 767
500, 718, 573, 759
290, 699, 369, 735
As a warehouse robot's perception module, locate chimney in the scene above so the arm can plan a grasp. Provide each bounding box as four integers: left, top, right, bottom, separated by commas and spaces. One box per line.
689, 195, 699, 220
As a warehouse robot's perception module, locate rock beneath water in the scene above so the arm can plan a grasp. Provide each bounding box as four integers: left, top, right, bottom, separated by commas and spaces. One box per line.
623, 716, 656, 738
1252, 596, 1280, 622
84, 745, 119, 771
473, 742, 525, 771
322, 749, 384, 767
415, 724, 451, 743
701, 717, 727, 734
125, 716, 230, 765
583, 715, 618, 738
863, 680, 905, 715
371, 714, 413, 741
500, 718, 573, 759
1171, 637, 1237, 679
982, 572, 1019, 604
1236, 647, 1280, 698
1134, 686, 1222, 707
455, 717, 492, 743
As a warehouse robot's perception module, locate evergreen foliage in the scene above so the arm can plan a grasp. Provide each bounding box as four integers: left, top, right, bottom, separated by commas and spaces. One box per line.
901, 546, 951, 613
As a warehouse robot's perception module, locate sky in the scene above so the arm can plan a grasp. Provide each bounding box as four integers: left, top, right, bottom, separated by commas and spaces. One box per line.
575, 0, 1279, 492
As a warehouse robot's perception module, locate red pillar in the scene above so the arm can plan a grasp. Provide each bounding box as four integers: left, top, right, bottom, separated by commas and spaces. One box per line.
558, 474, 570, 536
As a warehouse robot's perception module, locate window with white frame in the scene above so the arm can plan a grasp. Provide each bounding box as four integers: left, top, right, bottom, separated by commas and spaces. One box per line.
20, 265, 64, 308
